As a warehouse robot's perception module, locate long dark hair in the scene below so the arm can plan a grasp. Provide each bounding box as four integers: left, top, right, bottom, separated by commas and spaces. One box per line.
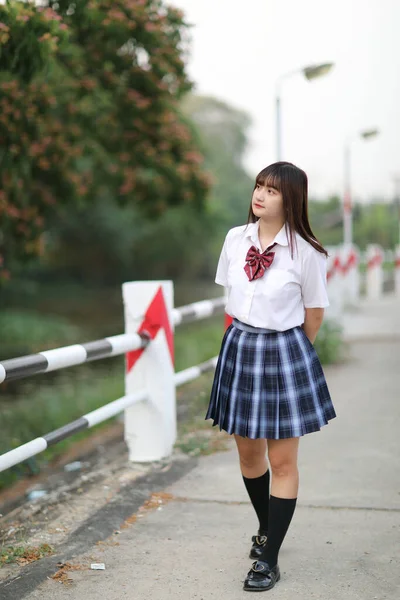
247, 161, 327, 257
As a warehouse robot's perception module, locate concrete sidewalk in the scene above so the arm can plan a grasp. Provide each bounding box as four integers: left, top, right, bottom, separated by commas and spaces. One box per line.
9, 296, 400, 599
342, 293, 400, 342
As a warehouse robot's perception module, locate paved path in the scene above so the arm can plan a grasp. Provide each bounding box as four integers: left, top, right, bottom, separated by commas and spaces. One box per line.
7, 296, 400, 599
342, 293, 400, 342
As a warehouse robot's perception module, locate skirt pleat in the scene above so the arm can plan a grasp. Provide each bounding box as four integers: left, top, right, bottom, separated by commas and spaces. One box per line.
205, 319, 336, 440
215, 325, 237, 428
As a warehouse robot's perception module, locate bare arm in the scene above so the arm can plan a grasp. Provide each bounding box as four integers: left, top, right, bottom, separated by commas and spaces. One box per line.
303, 308, 324, 344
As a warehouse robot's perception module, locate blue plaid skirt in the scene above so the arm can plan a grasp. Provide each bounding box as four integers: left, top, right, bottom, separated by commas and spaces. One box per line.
205, 319, 336, 439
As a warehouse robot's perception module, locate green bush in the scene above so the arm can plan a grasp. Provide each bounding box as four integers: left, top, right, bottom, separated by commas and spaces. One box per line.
314, 319, 344, 364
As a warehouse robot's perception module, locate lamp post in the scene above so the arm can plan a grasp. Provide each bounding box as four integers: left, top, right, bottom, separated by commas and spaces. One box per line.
275, 62, 334, 161
343, 129, 379, 246
392, 176, 400, 246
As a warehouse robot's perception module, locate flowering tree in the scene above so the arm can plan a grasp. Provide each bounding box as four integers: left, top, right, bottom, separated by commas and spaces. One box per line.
0, 0, 210, 281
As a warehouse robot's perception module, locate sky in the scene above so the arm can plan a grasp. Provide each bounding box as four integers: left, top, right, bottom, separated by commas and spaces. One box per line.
170, 0, 400, 203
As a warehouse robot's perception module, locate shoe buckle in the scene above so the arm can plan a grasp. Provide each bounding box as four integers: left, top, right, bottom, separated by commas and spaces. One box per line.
255, 535, 267, 545
251, 562, 266, 573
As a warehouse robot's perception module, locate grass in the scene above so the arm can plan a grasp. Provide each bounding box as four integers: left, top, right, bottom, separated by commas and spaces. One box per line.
175, 428, 230, 456
0, 310, 81, 360
0, 313, 226, 490
174, 371, 230, 457
174, 314, 223, 371
0, 543, 53, 567
0, 360, 125, 490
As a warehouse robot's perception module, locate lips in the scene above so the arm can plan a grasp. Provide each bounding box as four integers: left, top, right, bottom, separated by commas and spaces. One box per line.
254, 203, 263, 209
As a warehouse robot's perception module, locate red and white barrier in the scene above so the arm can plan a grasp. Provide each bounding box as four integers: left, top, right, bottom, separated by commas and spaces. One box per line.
326, 244, 360, 319
326, 246, 344, 318
340, 245, 360, 304
123, 281, 176, 462
0, 283, 227, 471
365, 244, 384, 299
395, 245, 400, 296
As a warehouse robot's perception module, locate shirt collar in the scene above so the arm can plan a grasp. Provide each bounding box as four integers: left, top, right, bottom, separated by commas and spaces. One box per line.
245, 220, 289, 247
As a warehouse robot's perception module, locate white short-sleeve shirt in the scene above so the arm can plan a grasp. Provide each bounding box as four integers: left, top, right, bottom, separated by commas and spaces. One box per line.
215, 220, 329, 331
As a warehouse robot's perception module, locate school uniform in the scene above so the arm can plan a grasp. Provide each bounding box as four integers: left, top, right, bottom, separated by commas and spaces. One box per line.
206, 220, 336, 439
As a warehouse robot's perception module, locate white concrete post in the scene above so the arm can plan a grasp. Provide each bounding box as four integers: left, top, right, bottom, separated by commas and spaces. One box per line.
395, 246, 400, 296
341, 244, 360, 305
123, 281, 176, 462
326, 246, 344, 320
383, 250, 394, 293
358, 249, 366, 294
366, 245, 384, 299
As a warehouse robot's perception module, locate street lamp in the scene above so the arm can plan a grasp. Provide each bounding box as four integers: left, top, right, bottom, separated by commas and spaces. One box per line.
275, 62, 334, 161
392, 175, 400, 246
343, 128, 379, 246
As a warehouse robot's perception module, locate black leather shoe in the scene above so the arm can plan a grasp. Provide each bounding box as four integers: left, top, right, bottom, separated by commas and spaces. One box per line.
249, 534, 268, 559
243, 560, 280, 592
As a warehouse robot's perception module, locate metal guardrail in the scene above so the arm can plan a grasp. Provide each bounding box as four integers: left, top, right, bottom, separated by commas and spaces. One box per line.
0, 355, 218, 473
0, 297, 225, 384
0, 295, 224, 472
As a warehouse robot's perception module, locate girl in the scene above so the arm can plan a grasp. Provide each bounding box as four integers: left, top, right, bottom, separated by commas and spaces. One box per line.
206, 161, 336, 592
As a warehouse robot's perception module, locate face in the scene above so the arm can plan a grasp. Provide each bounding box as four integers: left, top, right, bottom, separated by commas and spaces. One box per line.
252, 183, 284, 221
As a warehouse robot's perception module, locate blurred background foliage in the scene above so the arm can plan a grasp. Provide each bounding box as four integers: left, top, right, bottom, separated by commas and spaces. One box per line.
0, 0, 210, 281
0, 0, 398, 291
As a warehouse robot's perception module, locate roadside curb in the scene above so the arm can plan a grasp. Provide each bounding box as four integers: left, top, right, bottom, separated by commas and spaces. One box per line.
0, 453, 197, 600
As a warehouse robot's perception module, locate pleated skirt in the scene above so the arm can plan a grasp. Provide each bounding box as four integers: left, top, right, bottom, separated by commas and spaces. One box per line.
205, 318, 336, 439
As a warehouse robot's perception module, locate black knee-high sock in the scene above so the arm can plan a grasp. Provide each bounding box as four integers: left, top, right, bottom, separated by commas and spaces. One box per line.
242, 470, 270, 535
260, 495, 297, 567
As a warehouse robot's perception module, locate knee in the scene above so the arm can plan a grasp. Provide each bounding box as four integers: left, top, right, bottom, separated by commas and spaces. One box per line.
269, 457, 298, 479
239, 451, 265, 471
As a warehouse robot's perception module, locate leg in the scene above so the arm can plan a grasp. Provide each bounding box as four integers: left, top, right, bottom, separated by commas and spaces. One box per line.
234, 435, 270, 537
261, 437, 299, 566
234, 434, 268, 478
268, 437, 299, 499
244, 437, 299, 591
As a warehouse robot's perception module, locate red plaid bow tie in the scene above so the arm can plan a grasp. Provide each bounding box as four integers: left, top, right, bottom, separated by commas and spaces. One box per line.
244, 243, 277, 281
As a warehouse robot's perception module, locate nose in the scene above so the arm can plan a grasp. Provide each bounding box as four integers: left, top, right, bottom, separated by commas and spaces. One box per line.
255, 192, 264, 203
